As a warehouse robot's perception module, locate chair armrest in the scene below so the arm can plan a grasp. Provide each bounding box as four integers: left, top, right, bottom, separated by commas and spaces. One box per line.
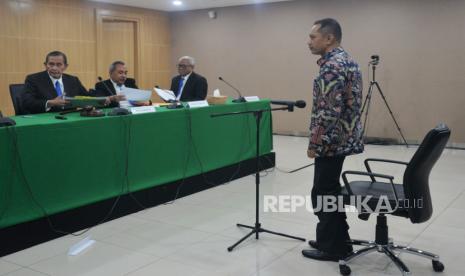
364, 158, 408, 182
341, 170, 399, 213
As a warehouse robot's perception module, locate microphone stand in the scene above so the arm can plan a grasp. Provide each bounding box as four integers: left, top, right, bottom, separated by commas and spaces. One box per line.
218, 77, 246, 103
98, 77, 115, 96
211, 104, 306, 252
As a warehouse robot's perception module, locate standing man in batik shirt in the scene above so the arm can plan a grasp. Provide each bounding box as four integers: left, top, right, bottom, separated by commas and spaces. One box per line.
302, 18, 364, 261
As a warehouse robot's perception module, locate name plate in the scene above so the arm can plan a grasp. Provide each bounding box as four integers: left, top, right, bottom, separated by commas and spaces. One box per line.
187, 100, 209, 108
130, 106, 156, 114
244, 96, 260, 102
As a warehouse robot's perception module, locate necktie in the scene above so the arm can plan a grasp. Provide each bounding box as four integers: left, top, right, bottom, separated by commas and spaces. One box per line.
55, 80, 62, 97
177, 77, 184, 97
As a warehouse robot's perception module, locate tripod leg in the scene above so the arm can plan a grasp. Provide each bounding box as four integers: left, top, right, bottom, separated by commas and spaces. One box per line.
237, 223, 255, 230
362, 82, 375, 137
227, 229, 256, 252
260, 228, 306, 241
373, 82, 409, 147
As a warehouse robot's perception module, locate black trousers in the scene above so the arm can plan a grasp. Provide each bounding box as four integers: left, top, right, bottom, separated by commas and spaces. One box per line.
311, 155, 352, 255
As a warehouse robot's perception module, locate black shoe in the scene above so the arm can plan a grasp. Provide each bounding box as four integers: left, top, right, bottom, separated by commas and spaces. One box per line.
301, 249, 342, 262
308, 240, 319, 250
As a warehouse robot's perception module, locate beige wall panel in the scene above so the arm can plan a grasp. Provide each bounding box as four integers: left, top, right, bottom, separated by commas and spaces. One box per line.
79, 42, 96, 73
76, 72, 97, 90
52, 39, 83, 72
142, 44, 154, 72
142, 72, 157, 97
170, 0, 465, 144
0, 37, 21, 73
155, 71, 171, 89
0, 73, 11, 114
54, 6, 81, 40
0, 1, 20, 37
142, 15, 155, 45
158, 46, 170, 71
19, 39, 54, 73
156, 16, 170, 45
81, 10, 96, 41
0, 73, 25, 115
19, 3, 54, 39
101, 21, 135, 78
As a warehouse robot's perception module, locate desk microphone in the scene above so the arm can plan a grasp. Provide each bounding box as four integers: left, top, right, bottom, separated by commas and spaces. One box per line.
98, 76, 115, 96
218, 77, 246, 103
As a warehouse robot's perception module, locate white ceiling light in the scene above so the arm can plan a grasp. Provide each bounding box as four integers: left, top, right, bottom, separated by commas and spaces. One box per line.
90, 1, 294, 12
173, 1, 183, 6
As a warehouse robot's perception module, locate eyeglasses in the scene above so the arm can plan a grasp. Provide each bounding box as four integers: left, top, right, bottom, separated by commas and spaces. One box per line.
177, 64, 191, 69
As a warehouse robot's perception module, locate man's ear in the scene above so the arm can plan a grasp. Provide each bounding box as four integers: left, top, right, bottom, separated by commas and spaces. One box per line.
325, 33, 335, 45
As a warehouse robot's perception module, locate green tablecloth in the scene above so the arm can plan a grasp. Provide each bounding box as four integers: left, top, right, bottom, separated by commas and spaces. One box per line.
0, 100, 273, 228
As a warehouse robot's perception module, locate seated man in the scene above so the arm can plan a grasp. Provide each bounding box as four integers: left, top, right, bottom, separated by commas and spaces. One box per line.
23, 51, 89, 114
170, 56, 208, 102
94, 61, 137, 107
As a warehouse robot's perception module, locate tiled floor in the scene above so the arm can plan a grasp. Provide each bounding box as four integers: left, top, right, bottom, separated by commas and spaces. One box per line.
1, 135, 464, 276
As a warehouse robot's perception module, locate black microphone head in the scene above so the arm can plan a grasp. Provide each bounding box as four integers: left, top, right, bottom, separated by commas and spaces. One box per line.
218, 76, 223, 81
98, 76, 103, 81
295, 100, 306, 108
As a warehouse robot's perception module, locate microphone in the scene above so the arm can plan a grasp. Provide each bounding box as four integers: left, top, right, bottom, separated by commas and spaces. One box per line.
270, 100, 306, 112
218, 77, 246, 103
98, 76, 115, 96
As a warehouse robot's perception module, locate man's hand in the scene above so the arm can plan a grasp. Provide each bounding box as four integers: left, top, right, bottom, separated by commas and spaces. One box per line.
105, 95, 126, 105
307, 149, 316, 159
110, 95, 126, 102
47, 97, 69, 108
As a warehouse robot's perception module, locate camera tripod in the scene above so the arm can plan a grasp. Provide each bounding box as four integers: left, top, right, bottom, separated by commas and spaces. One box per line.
361, 55, 408, 147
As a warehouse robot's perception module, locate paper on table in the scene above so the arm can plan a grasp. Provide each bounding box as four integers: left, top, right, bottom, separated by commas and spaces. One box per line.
154, 88, 176, 102
121, 87, 152, 101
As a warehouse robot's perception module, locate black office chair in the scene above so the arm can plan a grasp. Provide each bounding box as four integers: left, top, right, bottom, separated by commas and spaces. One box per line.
339, 123, 450, 276
9, 83, 27, 115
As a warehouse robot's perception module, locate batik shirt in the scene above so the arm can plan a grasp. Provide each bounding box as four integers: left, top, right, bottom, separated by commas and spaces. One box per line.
308, 47, 364, 157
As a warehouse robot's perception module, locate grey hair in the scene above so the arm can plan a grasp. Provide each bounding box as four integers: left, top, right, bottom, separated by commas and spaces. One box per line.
178, 56, 195, 66
109, 61, 125, 73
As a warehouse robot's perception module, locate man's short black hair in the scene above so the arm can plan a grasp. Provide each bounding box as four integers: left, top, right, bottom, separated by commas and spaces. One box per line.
314, 18, 342, 43
44, 51, 68, 65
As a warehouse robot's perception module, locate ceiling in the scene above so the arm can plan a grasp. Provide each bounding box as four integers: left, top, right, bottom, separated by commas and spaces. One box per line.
89, 0, 294, 12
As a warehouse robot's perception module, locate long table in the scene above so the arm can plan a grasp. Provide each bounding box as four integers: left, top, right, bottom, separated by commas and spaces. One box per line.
0, 100, 273, 230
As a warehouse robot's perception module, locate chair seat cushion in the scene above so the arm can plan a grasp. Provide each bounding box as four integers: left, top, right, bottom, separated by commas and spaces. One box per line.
341, 181, 409, 218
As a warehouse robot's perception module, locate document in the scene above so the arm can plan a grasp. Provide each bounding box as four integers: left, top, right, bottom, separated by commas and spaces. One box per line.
154, 88, 176, 102
121, 87, 152, 101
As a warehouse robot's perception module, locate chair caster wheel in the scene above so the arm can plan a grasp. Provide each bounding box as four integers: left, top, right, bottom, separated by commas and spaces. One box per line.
432, 260, 444, 272
339, 264, 351, 275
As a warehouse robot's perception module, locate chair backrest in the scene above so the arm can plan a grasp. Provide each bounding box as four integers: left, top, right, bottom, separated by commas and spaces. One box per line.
9, 84, 27, 115
403, 123, 450, 223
